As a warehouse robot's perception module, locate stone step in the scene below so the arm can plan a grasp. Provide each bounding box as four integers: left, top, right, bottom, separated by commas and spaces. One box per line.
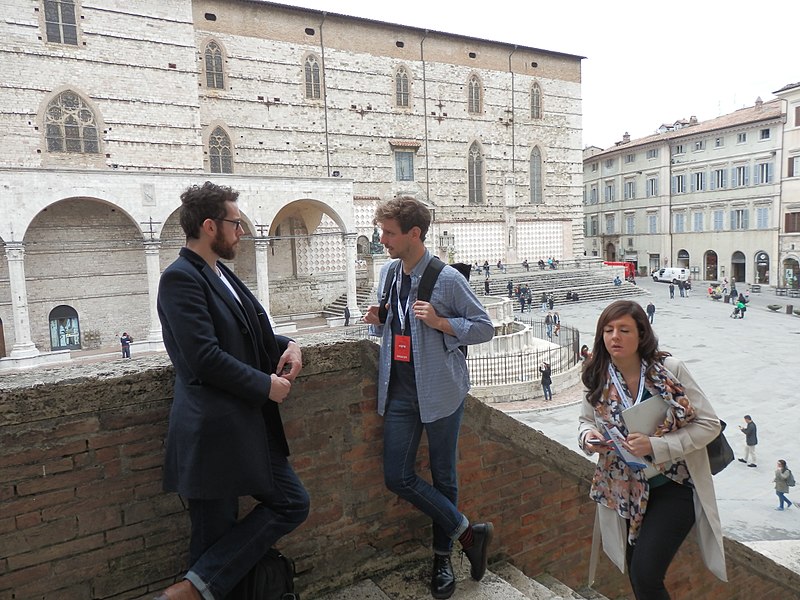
311, 558, 609, 600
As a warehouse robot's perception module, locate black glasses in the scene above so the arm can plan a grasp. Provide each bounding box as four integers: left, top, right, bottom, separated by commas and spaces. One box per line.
215, 218, 243, 230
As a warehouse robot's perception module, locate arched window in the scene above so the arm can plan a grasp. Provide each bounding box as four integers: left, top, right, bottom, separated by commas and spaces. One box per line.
209, 126, 233, 173
44, 0, 78, 45
468, 142, 484, 204
304, 55, 321, 99
204, 41, 224, 89
468, 75, 482, 114
677, 249, 690, 269
530, 147, 543, 204
395, 67, 409, 107
45, 90, 99, 154
49, 305, 81, 350
531, 82, 542, 119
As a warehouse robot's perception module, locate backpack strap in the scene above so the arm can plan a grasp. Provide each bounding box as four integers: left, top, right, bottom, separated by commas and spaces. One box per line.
417, 256, 445, 303
377, 260, 400, 324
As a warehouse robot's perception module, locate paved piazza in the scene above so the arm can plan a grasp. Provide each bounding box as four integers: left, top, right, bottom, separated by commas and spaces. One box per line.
511, 277, 800, 573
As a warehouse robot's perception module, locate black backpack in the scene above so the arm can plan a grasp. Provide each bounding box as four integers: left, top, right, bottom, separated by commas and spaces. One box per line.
377, 257, 471, 356
228, 548, 298, 600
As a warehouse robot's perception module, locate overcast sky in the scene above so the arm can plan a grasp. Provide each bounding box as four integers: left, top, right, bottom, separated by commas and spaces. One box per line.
279, 0, 795, 149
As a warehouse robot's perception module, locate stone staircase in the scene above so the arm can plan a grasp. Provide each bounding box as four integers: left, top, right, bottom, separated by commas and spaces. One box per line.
312, 558, 611, 600
472, 266, 649, 306
321, 284, 374, 318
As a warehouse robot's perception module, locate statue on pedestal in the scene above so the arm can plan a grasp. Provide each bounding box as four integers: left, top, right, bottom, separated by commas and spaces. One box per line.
369, 227, 384, 254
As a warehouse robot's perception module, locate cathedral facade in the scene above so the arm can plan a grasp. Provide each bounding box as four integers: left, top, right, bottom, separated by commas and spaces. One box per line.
0, 0, 584, 362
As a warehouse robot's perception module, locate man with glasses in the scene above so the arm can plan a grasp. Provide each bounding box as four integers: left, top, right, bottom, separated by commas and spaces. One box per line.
155, 181, 308, 600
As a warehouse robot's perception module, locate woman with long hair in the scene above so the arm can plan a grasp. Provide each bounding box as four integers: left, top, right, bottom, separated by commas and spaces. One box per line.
578, 300, 726, 599
774, 460, 794, 510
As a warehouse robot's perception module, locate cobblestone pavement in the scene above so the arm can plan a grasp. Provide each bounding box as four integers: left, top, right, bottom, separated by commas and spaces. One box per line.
495, 277, 800, 575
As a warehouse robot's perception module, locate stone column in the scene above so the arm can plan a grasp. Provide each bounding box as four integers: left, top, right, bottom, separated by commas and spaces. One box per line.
254, 239, 273, 319
143, 241, 163, 342
344, 233, 362, 319
504, 175, 519, 263
5, 242, 39, 357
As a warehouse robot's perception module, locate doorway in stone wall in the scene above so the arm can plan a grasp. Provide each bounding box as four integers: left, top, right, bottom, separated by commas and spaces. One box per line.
49, 305, 82, 351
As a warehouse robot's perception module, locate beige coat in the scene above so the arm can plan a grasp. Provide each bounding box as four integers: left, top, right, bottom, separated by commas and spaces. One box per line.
578, 357, 727, 582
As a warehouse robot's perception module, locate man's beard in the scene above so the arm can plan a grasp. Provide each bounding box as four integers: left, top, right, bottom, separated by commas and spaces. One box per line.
211, 229, 236, 260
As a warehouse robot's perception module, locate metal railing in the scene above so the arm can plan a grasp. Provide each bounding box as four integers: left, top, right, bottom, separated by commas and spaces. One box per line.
316, 318, 581, 387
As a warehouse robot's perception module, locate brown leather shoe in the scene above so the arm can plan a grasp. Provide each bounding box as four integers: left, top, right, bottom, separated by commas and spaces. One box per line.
152, 579, 201, 600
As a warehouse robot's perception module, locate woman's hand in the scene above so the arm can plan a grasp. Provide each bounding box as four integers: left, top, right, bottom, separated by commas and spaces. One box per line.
583, 429, 612, 454
624, 432, 653, 457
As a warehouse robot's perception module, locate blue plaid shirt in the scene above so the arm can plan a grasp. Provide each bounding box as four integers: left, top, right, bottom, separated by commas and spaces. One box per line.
370, 251, 494, 422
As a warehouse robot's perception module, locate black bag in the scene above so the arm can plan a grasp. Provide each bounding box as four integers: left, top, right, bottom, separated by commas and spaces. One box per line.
706, 420, 734, 475
228, 548, 298, 600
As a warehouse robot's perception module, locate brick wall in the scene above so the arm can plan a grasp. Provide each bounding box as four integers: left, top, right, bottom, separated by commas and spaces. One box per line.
1, 341, 798, 599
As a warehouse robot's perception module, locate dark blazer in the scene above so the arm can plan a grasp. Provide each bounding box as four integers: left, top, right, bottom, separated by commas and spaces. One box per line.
157, 247, 292, 499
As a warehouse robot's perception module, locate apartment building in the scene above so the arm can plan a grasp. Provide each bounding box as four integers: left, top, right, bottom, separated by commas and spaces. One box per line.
583, 98, 791, 286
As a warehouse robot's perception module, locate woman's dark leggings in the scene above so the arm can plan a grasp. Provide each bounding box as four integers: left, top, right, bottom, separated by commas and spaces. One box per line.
626, 480, 696, 600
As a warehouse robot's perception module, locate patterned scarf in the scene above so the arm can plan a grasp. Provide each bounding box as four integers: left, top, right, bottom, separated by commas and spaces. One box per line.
589, 359, 696, 545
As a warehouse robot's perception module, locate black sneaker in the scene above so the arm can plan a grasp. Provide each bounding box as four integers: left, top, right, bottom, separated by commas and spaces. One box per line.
463, 522, 494, 581
747, 464, 757, 468
430, 554, 455, 599
737, 458, 747, 463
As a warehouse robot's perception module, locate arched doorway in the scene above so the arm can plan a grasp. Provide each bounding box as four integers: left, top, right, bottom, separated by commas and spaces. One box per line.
357, 235, 369, 257
783, 257, 800, 288
605, 242, 616, 262
677, 249, 689, 269
754, 251, 770, 284
704, 250, 718, 281
731, 251, 746, 283
49, 305, 81, 350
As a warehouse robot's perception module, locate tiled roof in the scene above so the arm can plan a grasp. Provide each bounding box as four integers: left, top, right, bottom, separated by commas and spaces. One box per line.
595, 99, 783, 156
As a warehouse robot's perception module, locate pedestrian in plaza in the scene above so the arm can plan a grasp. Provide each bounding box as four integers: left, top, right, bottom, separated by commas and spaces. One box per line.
669, 282, 675, 299
483, 260, 490, 278
578, 300, 727, 599
579, 344, 592, 361
548, 294, 555, 311
484, 276, 490, 296
363, 196, 495, 600
736, 298, 747, 319
545, 312, 554, 340
645, 302, 656, 324
737, 415, 758, 467
540, 292, 548, 313
539, 362, 552, 401
507, 280, 513, 298
344, 305, 351, 327
774, 460, 795, 511
553, 312, 561, 337
119, 332, 133, 359
678, 280, 685, 298
522, 259, 530, 271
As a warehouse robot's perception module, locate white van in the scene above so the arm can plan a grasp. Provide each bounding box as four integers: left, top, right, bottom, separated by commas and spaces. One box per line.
651, 267, 690, 284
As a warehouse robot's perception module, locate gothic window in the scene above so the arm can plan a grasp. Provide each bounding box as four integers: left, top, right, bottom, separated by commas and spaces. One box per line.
204, 41, 224, 89
304, 55, 321, 99
395, 67, 409, 107
468, 142, 484, 204
530, 147, 543, 204
531, 83, 542, 119
45, 90, 99, 153
468, 75, 482, 114
43, 0, 78, 45
209, 126, 233, 173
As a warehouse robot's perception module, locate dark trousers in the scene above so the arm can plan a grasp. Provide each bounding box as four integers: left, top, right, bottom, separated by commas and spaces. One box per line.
626, 480, 695, 600
185, 442, 309, 599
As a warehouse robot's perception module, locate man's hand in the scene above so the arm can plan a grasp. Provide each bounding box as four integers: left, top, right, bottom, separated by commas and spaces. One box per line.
269, 374, 291, 403
276, 341, 302, 382
412, 300, 454, 336
362, 304, 382, 325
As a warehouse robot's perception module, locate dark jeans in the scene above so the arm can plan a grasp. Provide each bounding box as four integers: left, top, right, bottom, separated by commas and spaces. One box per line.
122, 345, 130, 358
184, 443, 310, 600
626, 480, 695, 600
383, 394, 468, 554
542, 383, 552, 401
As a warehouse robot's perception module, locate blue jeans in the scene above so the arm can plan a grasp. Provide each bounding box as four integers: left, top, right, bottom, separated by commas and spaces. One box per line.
383, 394, 468, 554
184, 442, 310, 600
777, 491, 793, 509
542, 383, 552, 401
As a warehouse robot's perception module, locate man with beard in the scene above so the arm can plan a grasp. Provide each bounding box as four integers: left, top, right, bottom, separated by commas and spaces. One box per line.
154, 182, 308, 600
